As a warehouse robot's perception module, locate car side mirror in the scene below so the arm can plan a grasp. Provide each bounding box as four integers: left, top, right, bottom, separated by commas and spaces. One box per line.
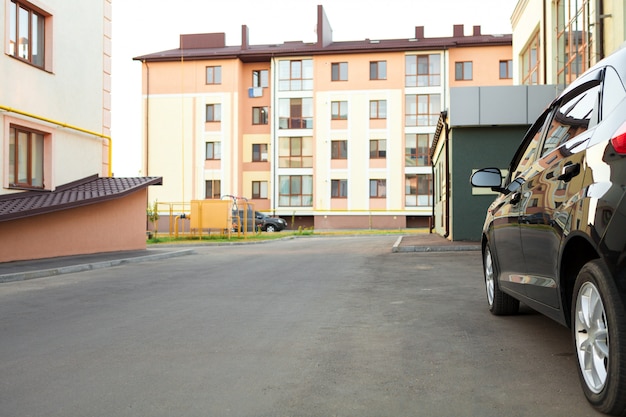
470, 168, 507, 193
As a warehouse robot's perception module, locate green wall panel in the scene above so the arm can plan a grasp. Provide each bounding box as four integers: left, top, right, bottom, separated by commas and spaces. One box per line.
450, 126, 529, 241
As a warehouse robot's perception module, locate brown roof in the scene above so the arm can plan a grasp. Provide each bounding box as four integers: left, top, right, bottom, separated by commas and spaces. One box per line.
134, 6, 511, 63
0, 175, 163, 222
134, 34, 512, 63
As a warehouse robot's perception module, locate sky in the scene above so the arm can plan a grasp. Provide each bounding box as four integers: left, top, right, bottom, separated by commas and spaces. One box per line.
111, 0, 519, 176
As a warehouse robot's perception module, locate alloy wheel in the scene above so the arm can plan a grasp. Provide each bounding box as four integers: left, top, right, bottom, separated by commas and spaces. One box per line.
575, 281, 609, 394
484, 247, 495, 307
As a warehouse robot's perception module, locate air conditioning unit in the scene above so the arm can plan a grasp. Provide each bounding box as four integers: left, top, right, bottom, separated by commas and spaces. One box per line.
248, 87, 263, 98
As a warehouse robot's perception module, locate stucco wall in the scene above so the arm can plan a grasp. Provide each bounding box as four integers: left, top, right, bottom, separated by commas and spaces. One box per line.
0, 190, 148, 263
0, 0, 111, 192
448, 45, 513, 87
314, 214, 406, 230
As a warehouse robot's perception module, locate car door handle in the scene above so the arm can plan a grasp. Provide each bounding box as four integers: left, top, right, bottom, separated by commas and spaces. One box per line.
558, 163, 581, 183
510, 192, 522, 205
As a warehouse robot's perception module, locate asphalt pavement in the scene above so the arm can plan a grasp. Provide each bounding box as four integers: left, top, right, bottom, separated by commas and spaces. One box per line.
0, 234, 601, 417
0, 233, 480, 284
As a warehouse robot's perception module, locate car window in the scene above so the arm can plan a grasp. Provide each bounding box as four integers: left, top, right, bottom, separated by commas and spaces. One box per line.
602, 66, 626, 119
509, 112, 549, 182
539, 81, 601, 156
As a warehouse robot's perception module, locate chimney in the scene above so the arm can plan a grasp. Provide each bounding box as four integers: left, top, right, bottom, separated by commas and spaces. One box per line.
317, 5, 333, 47
241, 25, 249, 50
180, 33, 225, 49
473, 25, 481, 36
415, 26, 424, 40
453, 24, 464, 37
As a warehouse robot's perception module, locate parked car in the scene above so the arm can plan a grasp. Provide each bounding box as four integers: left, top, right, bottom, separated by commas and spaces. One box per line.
255, 211, 287, 232
470, 47, 626, 415
231, 209, 256, 232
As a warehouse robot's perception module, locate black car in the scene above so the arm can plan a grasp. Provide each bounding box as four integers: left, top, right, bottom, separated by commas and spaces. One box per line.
471, 47, 626, 415
255, 211, 287, 232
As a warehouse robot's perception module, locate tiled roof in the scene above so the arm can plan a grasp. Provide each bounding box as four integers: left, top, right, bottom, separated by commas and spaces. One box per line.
0, 175, 163, 222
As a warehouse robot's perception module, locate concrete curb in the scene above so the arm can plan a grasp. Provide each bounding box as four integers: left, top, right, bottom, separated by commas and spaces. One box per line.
392, 236, 481, 253
0, 249, 195, 284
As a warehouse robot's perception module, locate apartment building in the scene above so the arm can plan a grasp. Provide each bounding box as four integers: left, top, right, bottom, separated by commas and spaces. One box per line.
135, 5, 512, 230
0, 0, 161, 262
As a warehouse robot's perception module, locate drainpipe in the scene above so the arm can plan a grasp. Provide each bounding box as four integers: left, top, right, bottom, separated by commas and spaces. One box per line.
270, 55, 277, 217
444, 119, 450, 239
143, 60, 151, 232
597, 0, 605, 60
543, 0, 547, 83
431, 161, 435, 234
144, 60, 150, 177
0, 105, 112, 176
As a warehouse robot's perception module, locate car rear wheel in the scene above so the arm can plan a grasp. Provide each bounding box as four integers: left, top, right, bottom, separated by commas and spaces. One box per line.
265, 224, 276, 232
572, 260, 626, 415
483, 243, 519, 315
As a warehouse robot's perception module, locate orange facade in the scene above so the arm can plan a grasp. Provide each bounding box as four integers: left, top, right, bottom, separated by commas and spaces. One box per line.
449, 45, 513, 87
0, 190, 148, 263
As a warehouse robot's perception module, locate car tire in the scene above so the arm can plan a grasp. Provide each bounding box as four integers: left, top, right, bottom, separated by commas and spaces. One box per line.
265, 224, 276, 233
572, 259, 626, 415
483, 243, 519, 315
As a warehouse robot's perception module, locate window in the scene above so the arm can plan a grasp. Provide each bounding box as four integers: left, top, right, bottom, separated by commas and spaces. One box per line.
500, 60, 513, 79
331, 179, 348, 198
331, 62, 348, 81
455, 61, 473, 80
206, 66, 222, 84
540, 78, 601, 156
331, 140, 347, 159
278, 59, 313, 91
252, 107, 268, 125
252, 69, 268, 88
205, 142, 221, 160
279, 137, 313, 168
279, 175, 313, 206
252, 144, 268, 162
370, 61, 387, 80
370, 139, 386, 159
369, 179, 386, 198
405, 174, 432, 206
405, 94, 441, 126
521, 31, 540, 85
8, 1, 46, 68
252, 181, 268, 199
556, 0, 591, 85
370, 100, 387, 119
9, 125, 44, 189
206, 104, 221, 122
405, 134, 432, 166
205, 180, 221, 199
331, 101, 348, 120
406, 54, 441, 87
278, 98, 313, 129
510, 110, 551, 180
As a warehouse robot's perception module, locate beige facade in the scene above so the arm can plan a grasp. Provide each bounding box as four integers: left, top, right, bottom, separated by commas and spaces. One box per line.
0, 1, 161, 263
137, 7, 512, 230
1, 0, 112, 193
